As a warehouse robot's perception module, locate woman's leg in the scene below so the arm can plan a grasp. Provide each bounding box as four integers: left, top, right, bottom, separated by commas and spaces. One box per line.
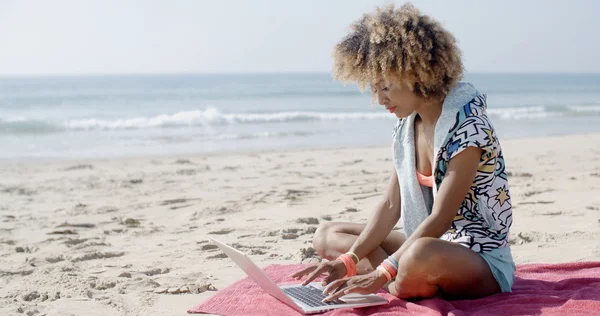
387, 237, 501, 299
312, 222, 406, 275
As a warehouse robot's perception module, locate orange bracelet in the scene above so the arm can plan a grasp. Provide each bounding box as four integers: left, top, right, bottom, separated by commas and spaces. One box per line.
337, 254, 357, 277
376, 266, 392, 282
346, 252, 360, 264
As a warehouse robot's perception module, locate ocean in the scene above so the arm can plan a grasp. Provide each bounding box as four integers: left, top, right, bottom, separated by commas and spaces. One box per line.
1, 73, 600, 159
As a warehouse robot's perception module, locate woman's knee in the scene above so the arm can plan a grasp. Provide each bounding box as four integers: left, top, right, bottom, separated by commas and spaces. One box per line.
389, 237, 442, 298
311, 222, 339, 256
401, 237, 441, 267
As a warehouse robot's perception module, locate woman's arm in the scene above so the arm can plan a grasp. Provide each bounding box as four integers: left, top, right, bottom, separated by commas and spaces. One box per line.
348, 169, 401, 260
388, 146, 481, 263
322, 147, 486, 302
293, 168, 402, 285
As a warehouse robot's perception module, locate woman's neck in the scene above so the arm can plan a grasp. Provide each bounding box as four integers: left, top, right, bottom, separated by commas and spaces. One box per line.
415, 98, 444, 128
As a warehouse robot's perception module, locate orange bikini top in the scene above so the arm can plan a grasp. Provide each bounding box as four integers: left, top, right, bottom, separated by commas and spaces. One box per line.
416, 170, 433, 188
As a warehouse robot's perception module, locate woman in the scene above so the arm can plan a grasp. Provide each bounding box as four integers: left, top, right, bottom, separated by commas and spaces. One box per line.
292, 3, 515, 302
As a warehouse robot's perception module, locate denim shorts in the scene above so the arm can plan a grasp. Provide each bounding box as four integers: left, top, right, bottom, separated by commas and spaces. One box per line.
479, 246, 516, 292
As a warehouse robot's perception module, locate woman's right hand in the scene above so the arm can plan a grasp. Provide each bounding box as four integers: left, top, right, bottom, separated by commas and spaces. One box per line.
290, 260, 348, 286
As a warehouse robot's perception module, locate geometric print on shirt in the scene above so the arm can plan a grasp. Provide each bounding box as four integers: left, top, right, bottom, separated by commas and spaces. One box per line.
434, 94, 513, 252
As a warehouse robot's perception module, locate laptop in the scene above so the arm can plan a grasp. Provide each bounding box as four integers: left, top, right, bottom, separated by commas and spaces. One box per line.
210, 238, 388, 314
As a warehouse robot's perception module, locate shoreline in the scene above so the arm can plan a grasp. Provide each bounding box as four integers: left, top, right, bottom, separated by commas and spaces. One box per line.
3, 131, 600, 164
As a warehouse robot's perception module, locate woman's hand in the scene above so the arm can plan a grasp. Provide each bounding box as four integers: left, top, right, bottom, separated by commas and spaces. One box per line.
290, 260, 348, 286
322, 270, 388, 302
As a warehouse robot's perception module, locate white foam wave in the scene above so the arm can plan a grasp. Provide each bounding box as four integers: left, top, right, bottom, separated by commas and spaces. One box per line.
63, 107, 392, 130
487, 106, 558, 120
6, 104, 600, 135
567, 105, 600, 113
3, 116, 27, 123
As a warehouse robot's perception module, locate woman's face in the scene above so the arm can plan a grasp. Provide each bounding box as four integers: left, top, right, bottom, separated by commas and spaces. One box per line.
371, 78, 423, 119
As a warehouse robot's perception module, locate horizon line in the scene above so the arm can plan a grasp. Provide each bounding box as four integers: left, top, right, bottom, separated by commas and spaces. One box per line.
1, 71, 600, 78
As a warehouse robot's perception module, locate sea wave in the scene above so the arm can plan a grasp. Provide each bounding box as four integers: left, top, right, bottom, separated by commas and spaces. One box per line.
3, 104, 600, 134
486, 106, 556, 119
62, 108, 391, 130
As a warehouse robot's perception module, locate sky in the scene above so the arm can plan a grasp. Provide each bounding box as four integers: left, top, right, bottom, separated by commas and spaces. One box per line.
0, 0, 598, 76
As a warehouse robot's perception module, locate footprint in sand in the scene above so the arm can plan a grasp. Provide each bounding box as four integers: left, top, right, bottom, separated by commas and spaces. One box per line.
64, 164, 94, 171
206, 253, 227, 259
523, 189, 554, 197
537, 201, 555, 204
15, 246, 35, 253
176, 169, 197, 176
153, 283, 216, 294
170, 204, 193, 210
48, 229, 78, 235
259, 230, 279, 237
57, 222, 96, 229
142, 268, 170, 276
46, 256, 65, 263
282, 227, 316, 237
71, 252, 125, 262
64, 238, 88, 246
174, 159, 195, 165
321, 215, 333, 221
1, 186, 36, 196
97, 206, 119, 214
508, 232, 553, 245
201, 244, 218, 251
128, 178, 143, 185
123, 218, 141, 228
304, 227, 317, 235
284, 189, 310, 201
282, 233, 299, 240
340, 159, 363, 166
296, 217, 319, 225
539, 211, 562, 216
208, 228, 235, 235
207, 206, 239, 216
1, 269, 34, 277
160, 198, 201, 206
90, 280, 117, 291
0, 240, 16, 246
299, 247, 321, 262
507, 172, 533, 178
228, 243, 270, 255
519, 201, 555, 206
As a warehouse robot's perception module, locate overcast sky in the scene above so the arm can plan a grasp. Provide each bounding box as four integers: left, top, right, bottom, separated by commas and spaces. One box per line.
0, 0, 598, 75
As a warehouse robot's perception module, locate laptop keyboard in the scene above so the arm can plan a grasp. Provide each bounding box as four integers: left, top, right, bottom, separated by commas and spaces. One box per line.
283, 285, 346, 307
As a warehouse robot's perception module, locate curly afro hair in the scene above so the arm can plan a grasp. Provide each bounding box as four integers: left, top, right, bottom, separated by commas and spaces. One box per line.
332, 3, 464, 98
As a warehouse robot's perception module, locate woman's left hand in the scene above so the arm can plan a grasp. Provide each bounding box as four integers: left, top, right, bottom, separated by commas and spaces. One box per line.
322, 270, 388, 302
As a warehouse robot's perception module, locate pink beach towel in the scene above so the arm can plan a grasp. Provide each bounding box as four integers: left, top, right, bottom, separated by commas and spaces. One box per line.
188, 262, 600, 316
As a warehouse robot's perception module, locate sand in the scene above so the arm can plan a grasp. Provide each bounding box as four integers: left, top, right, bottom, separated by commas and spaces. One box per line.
1, 133, 599, 316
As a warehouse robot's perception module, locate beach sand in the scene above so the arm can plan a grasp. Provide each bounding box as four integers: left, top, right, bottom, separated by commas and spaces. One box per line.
1, 133, 599, 316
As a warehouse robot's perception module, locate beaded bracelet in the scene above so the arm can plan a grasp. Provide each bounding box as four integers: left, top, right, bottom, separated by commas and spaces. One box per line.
377, 256, 399, 281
